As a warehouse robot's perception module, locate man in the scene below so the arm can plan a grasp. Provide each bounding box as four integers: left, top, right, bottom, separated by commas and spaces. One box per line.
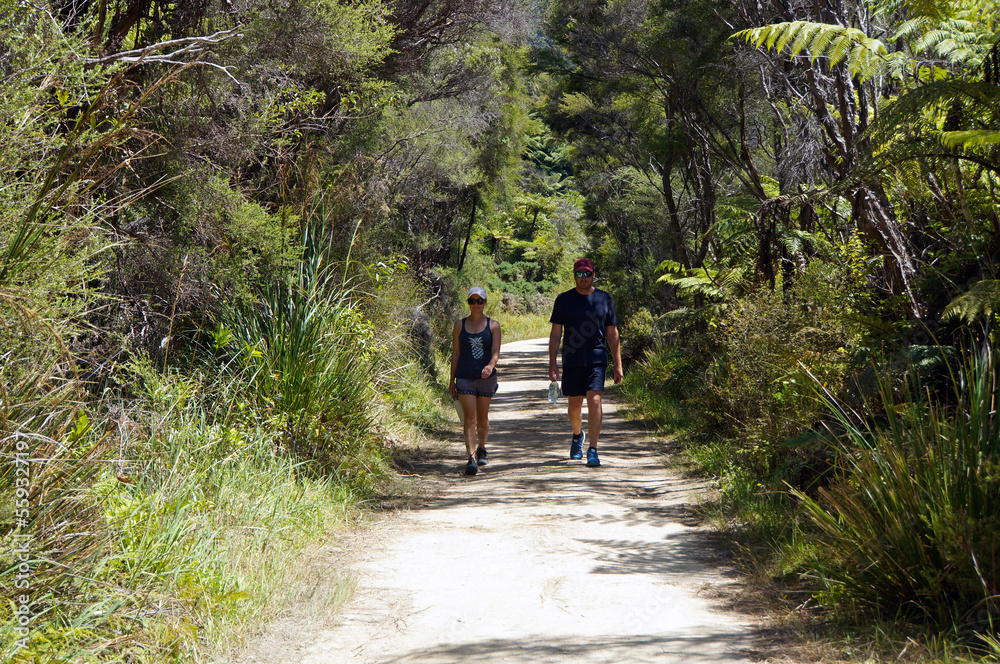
548, 258, 624, 467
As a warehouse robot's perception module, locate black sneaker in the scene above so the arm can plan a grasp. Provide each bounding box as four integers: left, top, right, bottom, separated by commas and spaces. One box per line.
465, 456, 478, 475
476, 447, 489, 466
570, 431, 585, 459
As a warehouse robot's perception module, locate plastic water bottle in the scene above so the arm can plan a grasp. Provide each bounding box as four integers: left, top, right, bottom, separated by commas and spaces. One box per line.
548, 381, 560, 402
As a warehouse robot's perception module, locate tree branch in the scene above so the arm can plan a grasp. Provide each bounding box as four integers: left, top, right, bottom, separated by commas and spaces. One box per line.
83, 28, 244, 83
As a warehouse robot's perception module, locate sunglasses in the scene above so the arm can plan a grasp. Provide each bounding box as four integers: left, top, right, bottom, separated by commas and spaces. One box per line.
467, 298, 486, 305
574, 271, 593, 278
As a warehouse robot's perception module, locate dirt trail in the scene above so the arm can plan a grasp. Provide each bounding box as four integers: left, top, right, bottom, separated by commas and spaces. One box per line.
245, 338, 758, 663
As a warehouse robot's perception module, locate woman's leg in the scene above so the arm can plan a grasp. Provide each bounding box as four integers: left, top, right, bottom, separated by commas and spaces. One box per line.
459, 393, 478, 458
475, 396, 493, 450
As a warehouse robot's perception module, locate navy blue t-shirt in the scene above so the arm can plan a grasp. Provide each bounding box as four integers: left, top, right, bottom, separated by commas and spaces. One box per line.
549, 288, 618, 368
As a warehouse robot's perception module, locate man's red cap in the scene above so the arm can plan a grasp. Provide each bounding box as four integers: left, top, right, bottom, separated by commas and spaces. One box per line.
573, 258, 595, 272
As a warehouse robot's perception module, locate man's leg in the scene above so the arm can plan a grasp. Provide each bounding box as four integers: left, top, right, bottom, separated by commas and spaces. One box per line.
567, 395, 585, 436
585, 390, 603, 448
567, 394, 586, 459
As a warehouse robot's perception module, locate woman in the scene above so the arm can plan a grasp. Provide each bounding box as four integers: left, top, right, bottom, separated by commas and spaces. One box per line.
449, 286, 501, 476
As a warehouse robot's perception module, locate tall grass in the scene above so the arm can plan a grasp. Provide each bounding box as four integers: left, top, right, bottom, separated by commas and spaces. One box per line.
2, 358, 357, 662
794, 340, 1000, 634
0, 50, 121, 658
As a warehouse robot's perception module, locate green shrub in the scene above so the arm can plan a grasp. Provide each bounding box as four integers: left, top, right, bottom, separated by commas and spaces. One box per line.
690, 267, 862, 475
172, 173, 301, 306
621, 342, 702, 433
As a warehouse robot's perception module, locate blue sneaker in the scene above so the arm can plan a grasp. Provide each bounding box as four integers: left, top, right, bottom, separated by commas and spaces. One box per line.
570, 431, 585, 460
465, 456, 478, 475
476, 447, 488, 466
586, 447, 600, 467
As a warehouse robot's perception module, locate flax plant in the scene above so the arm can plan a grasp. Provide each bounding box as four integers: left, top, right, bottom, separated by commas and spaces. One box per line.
221, 225, 387, 490
795, 340, 1000, 633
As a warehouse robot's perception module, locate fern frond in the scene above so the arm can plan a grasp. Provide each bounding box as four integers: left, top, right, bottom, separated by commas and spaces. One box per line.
789, 23, 818, 59
778, 229, 825, 255
917, 21, 995, 66
776, 21, 808, 53
810, 28, 839, 63
655, 259, 687, 275
866, 80, 1000, 148
884, 51, 912, 79
657, 265, 746, 302
942, 280, 1000, 323
828, 32, 855, 66
938, 130, 1000, 149
660, 304, 732, 327
667, 276, 723, 297
893, 17, 933, 41
735, 21, 890, 82
712, 267, 746, 293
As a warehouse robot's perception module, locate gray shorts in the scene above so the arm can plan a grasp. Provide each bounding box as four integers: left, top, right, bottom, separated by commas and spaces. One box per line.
456, 372, 498, 398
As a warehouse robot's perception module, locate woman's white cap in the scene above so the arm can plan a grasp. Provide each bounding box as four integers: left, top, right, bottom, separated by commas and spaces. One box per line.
468, 286, 487, 299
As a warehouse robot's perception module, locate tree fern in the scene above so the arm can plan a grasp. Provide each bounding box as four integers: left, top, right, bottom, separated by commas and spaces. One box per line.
894, 17, 934, 42
656, 260, 746, 301
778, 228, 827, 256
735, 21, 890, 81
942, 279, 1000, 324
862, 79, 1000, 161
918, 20, 996, 67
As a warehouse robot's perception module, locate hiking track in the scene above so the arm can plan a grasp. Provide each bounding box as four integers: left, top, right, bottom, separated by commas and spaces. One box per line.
243, 337, 759, 663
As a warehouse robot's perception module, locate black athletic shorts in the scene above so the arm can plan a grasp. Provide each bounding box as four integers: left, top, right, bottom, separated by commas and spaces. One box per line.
561, 365, 606, 397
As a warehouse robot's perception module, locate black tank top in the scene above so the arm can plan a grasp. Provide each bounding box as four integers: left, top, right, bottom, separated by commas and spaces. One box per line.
456, 317, 495, 379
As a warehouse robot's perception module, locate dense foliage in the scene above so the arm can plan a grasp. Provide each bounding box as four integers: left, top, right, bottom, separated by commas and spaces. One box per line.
2, 0, 1000, 658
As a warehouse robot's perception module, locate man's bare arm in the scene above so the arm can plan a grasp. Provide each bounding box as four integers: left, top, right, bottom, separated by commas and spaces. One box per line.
549, 324, 562, 381
607, 325, 623, 384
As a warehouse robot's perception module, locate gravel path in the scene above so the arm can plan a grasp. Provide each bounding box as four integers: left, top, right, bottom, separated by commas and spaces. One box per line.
245, 338, 758, 663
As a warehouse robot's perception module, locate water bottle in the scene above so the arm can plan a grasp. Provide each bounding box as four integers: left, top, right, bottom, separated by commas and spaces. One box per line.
548, 381, 560, 402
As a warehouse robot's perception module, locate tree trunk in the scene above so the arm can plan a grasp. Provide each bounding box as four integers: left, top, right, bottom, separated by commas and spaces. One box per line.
662, 166, 692, 270
457, 191, 477, 271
